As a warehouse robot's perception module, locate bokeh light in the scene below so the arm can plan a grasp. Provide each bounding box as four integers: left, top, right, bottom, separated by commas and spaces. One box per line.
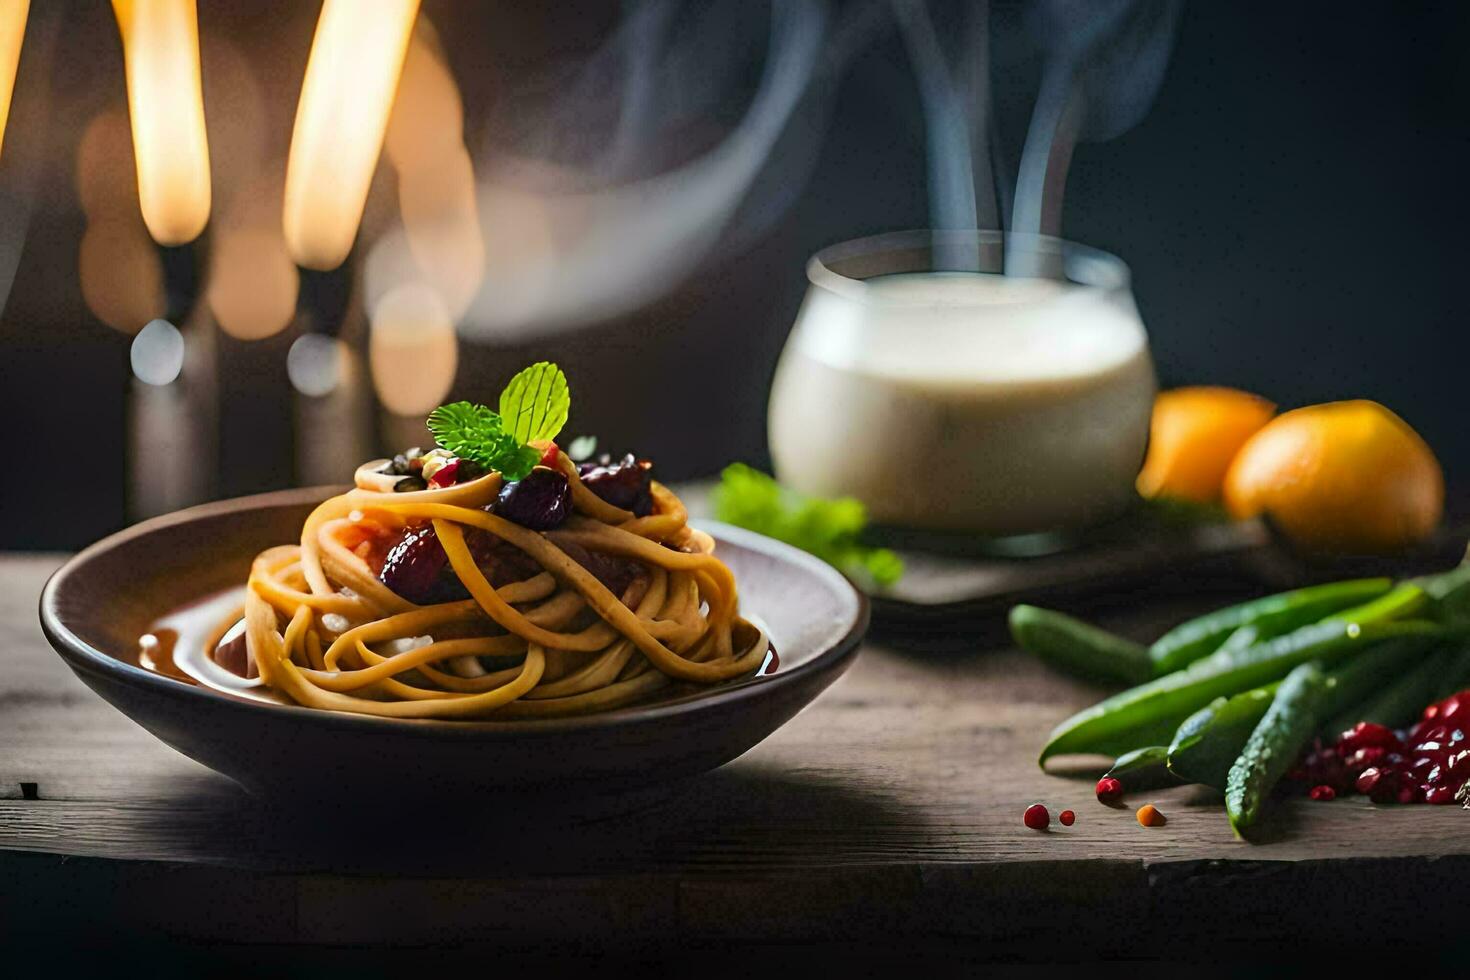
283, 0, 420, 271
76, 109, 139, 220
129, 317, 184, 385
79, 218, 165, 333
287, 333, 344, 397
112, 0, 212, 245
378, 21, 483, 321
207, 173, 299, 341
76, 108, 165, 333
0, 0, 27, 161
369, 282, 457, 416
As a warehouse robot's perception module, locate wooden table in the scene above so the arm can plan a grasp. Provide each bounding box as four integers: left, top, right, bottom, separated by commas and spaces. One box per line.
4, 552, 1468, 963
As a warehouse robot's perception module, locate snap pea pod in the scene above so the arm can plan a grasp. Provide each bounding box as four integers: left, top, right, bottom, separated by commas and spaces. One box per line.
1167, 685, 1278, 788
1321, 646, 1454, 737
1040, 618, 1442, 764
1104, 745, 1178, 791
1415, 562, 1470, 624
1204, 584, 1420, 661
1323, 583, 1426, 625
1227, 661, 1332, 836
1148, 578, 1394, 676
1167, 637, 1425, 788
1008, 605, 1152, 685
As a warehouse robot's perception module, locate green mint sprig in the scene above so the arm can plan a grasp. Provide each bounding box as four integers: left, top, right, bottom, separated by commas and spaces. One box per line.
499, 361, 570, 444
425, 362, 570, 481
712, 463, 903, 587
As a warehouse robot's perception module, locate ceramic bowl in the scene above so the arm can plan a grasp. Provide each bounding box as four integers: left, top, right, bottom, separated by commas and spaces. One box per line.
39, 488, 868, 807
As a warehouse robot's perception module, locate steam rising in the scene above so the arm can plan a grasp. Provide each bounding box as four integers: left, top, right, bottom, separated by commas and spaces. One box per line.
1011, 0, 1180, 239
458, 0, 1179, 338
462, 0, 828, 338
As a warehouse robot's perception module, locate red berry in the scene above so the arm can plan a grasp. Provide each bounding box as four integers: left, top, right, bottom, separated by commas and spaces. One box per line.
1308, 785, 1336, 801
1425, 785, 1457, 804
538, 442, 561, 468
380, 524, 454, 604
428, 458, 462, 488
1023, 803, 1050, 830
1344, 746, 1387, 770
1355, 766, 1386, 795
1059, 809, 1075, 826
1336, 721, 1402, 757
1095, 777, 1124, 804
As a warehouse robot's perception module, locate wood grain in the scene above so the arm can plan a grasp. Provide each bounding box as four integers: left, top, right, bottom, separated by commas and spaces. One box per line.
3, 552, 1469, 954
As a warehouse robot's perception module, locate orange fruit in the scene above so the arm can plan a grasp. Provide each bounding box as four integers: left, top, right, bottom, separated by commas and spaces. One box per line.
1222, 400, 1443, 553
1136, 387, 1276, 503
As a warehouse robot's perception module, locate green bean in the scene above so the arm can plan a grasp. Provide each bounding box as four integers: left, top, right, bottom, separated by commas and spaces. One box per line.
1040, 618, 1442, 764
1148, 578, 1394, 676
1215, 623, 1264, 657
1008, 605, 1152, 686
1166, 685, 1278, 788
1226, 662, 1332, 836
1415, 562, 1470, 624
1321, 647, 1453, 737
1104, 745, 1178, 791
1323, 583, 1426, 625
1167, 637, 1424, 788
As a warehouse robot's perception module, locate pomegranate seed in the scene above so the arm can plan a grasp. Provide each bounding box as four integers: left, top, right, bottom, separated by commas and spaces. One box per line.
1425, 786, 1457, 804
538, 442, 560, 468
1309, 785, 1336, 801
1442, 696, 1467, 722
1059, 810, 1075, 827
428, 458, 462, 488
1336, 722, 1403, 758
1023, 804, 1050, 830
1136, 804, 1165, 827
1345, 746, 1387, 770
1322, 691, 1470, 807
1095, 777, 1123, 804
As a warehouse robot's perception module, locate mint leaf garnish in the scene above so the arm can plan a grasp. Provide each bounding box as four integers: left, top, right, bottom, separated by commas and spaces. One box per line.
499, 362, 570, 445
425, 401, 540, 481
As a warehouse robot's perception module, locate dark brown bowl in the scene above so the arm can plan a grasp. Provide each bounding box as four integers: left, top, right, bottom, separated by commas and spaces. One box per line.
39, 488, 867, 807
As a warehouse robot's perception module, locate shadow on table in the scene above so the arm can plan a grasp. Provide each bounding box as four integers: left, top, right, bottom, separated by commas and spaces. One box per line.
98, 760, 916, 878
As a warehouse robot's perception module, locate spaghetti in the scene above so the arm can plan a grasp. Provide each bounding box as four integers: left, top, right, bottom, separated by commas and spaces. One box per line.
227, 447, 768, 719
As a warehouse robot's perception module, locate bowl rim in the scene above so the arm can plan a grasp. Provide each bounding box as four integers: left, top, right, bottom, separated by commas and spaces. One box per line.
38, 486, 869, 739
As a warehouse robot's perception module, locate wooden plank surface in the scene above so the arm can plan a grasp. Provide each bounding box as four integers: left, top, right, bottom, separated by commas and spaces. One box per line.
3, 552, 1469, 953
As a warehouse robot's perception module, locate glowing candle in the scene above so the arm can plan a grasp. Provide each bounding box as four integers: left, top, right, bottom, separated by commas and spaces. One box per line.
283, 0, 420, 271
112, 0, 211, 246
0, 0, 27, 161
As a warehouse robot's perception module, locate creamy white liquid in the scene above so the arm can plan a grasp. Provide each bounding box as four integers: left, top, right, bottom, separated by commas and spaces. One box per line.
768, 272, 1156, 534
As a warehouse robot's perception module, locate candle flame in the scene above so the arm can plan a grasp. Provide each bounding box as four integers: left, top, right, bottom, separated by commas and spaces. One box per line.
0, 0, 27, 161
112, 0, 212, 245
283, 0, 420, 271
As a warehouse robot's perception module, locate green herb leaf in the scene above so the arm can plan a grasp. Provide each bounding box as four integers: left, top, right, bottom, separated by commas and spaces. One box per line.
425, 401, 541, 480
499, 362, 570, 445
712, 463, 903, 587
567, 434, 598, 463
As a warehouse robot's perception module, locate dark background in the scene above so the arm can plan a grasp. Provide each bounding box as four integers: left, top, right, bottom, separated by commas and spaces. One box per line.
2, 1, 1468, 550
